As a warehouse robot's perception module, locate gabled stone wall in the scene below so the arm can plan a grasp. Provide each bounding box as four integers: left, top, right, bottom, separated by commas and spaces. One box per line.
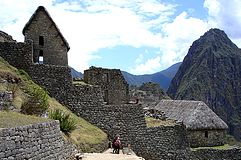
23, 8, 68, 66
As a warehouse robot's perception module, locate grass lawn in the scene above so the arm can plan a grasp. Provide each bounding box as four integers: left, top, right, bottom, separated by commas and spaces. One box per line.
191, 144, 234, 151
0, 111, 51, 128
145, 117, 176, 127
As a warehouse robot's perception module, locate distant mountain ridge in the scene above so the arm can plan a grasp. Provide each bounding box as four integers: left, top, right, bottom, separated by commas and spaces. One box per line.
71, 67, 83, 79
122, 62, 181, 90
167, 28, 241, 141
71, 62, 181, 90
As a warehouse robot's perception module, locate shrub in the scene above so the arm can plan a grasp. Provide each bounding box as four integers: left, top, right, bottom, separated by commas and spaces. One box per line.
21, 85, 48, 115
49, 109, 77, 135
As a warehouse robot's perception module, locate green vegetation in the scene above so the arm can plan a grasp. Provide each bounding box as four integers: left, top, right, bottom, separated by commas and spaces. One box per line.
0, 57, 107, 152
191, 144, 233, 151
73, 80, 88, 85
0, 111, 50, 128
145, 117, 175, 127
21, 85, 49, 115
48, 98, 107, 152
49, 109, 77, 135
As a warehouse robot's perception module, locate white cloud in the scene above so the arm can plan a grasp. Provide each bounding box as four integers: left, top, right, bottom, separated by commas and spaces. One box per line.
2, 0, 241, 74
130, 56, 161, 74
158, 12, 210, 68
204, 0, 241, 42
0, 0, 176, 72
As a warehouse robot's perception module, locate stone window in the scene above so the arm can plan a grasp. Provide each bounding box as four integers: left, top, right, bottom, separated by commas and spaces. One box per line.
39, 36, 44, 46
104, 90, 108, 103
39, 50, 43, 64
205, 131, 208, 138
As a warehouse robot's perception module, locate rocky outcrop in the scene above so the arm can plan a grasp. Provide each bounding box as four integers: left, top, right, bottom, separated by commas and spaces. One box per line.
167, 28, 241, 140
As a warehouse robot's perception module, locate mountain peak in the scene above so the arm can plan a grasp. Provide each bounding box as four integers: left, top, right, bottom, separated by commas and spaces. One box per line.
167, 28, 241, 141
187, 28, 239, 59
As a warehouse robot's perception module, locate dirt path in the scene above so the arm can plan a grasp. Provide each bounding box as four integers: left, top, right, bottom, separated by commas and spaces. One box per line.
82, 149, 145, 160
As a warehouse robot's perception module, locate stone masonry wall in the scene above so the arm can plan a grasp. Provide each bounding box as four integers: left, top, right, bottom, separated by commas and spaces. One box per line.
0, 120, 75, 160
136, 125, 191, 160
192, 148, 241, 160
26, 64, 72, 99
188, 130, 226, 147
0, 31, 16, 42
24, 7, 68, 66
0, 42, 33, 70
84, 67, 129, 104
68, 102, 191, 160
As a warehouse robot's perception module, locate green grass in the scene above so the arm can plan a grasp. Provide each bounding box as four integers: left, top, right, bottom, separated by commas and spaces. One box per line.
72, 80, 88, 85
0, 111, 51, 128
191, 144, 233, 151
145, 117, 176, 127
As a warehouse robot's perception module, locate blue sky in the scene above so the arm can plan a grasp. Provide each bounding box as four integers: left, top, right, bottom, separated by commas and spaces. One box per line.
1, 0, 241, 75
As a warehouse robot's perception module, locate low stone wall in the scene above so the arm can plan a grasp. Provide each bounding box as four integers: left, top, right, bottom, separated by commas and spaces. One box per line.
135, 125, 191, 160
192, 147, 241, 160
0, 121, 75, 159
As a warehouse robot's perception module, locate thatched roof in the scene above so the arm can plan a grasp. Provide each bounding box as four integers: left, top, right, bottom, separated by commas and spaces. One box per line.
22, 6, 70, 51
154, 100, 228, 130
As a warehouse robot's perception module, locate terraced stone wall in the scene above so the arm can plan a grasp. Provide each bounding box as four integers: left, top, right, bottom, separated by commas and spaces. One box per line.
0, 121, 75, 159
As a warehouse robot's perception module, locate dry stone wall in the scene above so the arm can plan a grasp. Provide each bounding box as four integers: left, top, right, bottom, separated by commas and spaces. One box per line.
192, 148, 241, 160
0, 31, 15, 42
70, 102, 191, 160
84, 67, 129, 104
0, 42, 33, 70
0, 121, 75, 160
23, 7, 69, 66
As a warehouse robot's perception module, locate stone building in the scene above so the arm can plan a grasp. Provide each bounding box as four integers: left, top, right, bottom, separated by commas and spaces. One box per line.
22, 6, 69, 66
84, 66, 129, 104
154, 100, 228, 147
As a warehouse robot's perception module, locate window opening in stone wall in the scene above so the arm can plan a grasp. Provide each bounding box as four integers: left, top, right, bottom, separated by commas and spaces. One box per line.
104, 90, 108, 103
205, 131, 208, 138
39, 36, 44, 46
39, 50, 43, 64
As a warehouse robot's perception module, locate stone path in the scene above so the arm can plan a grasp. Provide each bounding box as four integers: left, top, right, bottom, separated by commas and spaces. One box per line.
82, 149, 145, 160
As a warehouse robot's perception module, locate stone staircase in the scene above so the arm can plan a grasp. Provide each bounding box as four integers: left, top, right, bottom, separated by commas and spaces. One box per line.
81, 148, 145, 160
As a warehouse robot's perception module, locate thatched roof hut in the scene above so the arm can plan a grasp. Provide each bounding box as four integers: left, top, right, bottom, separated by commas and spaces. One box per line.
154, 100, 228, 130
